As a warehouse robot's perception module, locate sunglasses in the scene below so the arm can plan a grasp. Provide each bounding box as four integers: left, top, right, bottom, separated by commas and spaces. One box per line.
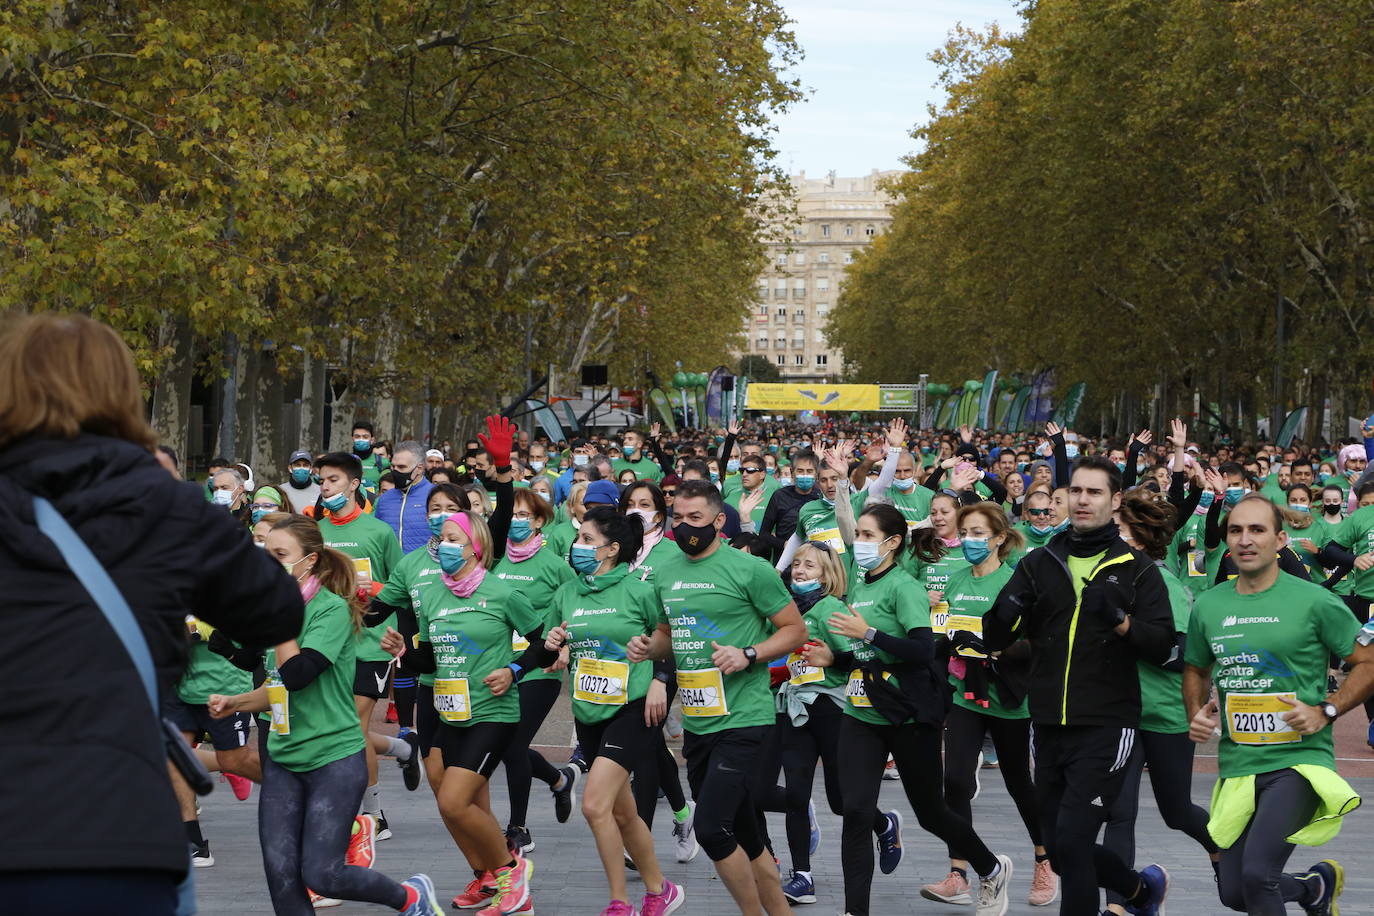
741, 466, 765, 474
662, 489, 678, 497
1027, 508, 1053, 517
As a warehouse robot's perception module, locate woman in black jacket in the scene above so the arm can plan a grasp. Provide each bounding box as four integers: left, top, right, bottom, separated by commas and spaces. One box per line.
0, 313, 306, 916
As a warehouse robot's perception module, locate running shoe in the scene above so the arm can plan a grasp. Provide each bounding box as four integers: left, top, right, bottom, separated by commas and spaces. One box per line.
1367, 719, 1374, 751
476, 901, 532, 916
190, 840, 214, 868
453, 872, 497, 910
1028, 858, 1058, 907
400, 874, 442, 916
506, 825, 534, 855
672, 801, 698, 863
551, 765, 578, 824
597, 901, 635, 916
346, 814, 376, 869
876, 810, 903, 875
624, 852, 638, 872
400, 730, 422, 791
223, 771, 253, 800
386, 701, 399, 724
569, 742, 590, 774
376, 810, 392, 841
1300, 859, 1343, 916
882, 755, 900, 780
309, 890, 341, 908
921, 870, 971, 905
975, 855, 1013, 916
642, 878, 684, 916
982, 746, 1000, 768
807, 799, 821, 856
1125, 863, 1169, 916
492, 857, 533, 915
782, 870, 816, 905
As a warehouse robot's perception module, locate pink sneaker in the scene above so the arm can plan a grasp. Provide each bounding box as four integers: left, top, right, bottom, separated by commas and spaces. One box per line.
454, 873, 497, 910
1028, 858, 1059, 906
597, 902, 636, 916
223, 772, 253, 801
641, 879, 684, 916
492, 856, 533, 915
920, 870, 971, 905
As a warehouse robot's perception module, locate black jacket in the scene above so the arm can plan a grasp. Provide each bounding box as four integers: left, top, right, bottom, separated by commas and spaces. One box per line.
0, 434, 304, 877
757, 485, 819, 558
983, 529, 1174, 728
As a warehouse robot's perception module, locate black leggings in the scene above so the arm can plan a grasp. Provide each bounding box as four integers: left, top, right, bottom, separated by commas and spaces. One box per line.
632, 730, 687, 829
1103, 729, 1218, 906
1217, 769, 1320, 915
258, 745, 407, 916
501, 678, 562, 829
837, 715, 996, 916
942, 704, 1041, 856
392, 673, 417, 730
757, 699, 885, 872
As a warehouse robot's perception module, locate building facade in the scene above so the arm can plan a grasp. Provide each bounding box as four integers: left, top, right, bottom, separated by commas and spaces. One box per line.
744, 169, 901, 383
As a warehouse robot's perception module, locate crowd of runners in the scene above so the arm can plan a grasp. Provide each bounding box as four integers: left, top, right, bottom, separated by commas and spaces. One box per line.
158, 406, 1374, 916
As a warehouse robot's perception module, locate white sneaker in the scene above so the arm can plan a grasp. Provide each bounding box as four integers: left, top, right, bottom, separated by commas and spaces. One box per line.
975, 855, 1013, 916
673, 801, 699, 863
882, 755, 900, 780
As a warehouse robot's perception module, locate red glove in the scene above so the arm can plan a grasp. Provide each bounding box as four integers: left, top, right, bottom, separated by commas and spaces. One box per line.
479, 415, 515, 468
770, 665, 789, 688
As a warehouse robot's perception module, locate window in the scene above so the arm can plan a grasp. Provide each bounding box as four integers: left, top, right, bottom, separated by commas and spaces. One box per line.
775, 306, 787, 317
774, 282, 787, 297
756, 337, 767, 349
820, 224, 831, 238
792, 282, 806, 299
776, 354, 786, 366
844, 225, 854, 237
814, 329, 825, 342
793, 226, 805, 238
816, 354, 828, 367
794, 354, 805, 366
818, 252, 829, 263
843, 253, 854, 265
865, 225, 876, 237
792, 338, 804, 349
793, 309, 806, 324
794, 252, 806, 266
756, 305, 768, 316
775, 338, 785, 349
816, 278, 830, 292
775, 253, 787, 266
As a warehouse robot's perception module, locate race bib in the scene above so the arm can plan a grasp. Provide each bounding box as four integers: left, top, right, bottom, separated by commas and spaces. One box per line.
808, 527, 846, 554
352, 557, 373, 580
1225, 692, 1300, 745
573, 657, 630, 705
266, 680, 290, 736
434, 677, 473, 723
930, 601, 950, 634
945, 614, 987, 658
786, 650, 824, 686
1189, 546, 1206, 578
511, 630, 530, 652
677, 668, 729, 717
846, 669, 894, 708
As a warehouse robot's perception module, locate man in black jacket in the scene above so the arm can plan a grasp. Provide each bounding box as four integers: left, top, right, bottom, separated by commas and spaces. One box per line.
984, 456, 1175, 916
757, 449, 821, 562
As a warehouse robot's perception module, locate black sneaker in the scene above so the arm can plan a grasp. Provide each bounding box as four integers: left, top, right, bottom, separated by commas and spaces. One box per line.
1300, 859, 1343, 916
569, 742, 590, 774
191, 840, 214, 868
376, 811, 392, 841
505, 824, 534, 855
398, 731, 421, 791
552, 765, 578, 824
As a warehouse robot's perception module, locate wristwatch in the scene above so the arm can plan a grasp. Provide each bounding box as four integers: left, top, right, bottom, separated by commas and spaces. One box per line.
863, 626, 877, 644
742, 646, 758, 666
1321, 702, 1339, 724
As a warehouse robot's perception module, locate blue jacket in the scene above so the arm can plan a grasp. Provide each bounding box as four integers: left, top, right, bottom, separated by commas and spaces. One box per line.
375, 478, 434, 553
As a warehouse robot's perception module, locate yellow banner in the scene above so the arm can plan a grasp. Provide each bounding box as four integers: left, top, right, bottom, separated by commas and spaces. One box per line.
746, 383, 879, 411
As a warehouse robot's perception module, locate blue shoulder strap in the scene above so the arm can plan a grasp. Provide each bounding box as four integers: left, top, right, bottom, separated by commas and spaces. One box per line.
32, 496, 158, 711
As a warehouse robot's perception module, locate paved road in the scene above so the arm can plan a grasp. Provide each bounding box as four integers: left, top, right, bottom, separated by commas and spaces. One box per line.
192, 696, 1374, 914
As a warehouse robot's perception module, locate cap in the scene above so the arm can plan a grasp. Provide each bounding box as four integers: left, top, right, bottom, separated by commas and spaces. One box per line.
288, 450, 312, 465
425, 449, 444, 460
584, 479, 621, 507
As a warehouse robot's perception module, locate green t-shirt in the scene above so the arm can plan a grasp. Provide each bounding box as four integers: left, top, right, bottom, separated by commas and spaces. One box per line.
795, 494, 864, 584
830, 566, 930, 726
376, 544, 448, 688
555, 566, 663, 724
1138, 564, 1191, 734
421, 574, 540, 727
887, 484, 933, 532
1283, 518, 1324, 580
944, 563, 1026, 720
724, 473, 780, 501
264, 589, 366, 772
1310, 514, 1351, 595
1186, 573, 1359, 778
544, 519, 577, 562
356, 451, 391, 494
320, 512, 403, 663
494, 543, 577, 684
1171, 512, 1210, 597
1331, 504, 1374, 598
612, 455, 663, 482
726, 483, 776, 530
177, 621, 252, 705
630, 536, 681, 583
656, 545, 793, 735
795, 595, 851, 692
906, 548, 972, 631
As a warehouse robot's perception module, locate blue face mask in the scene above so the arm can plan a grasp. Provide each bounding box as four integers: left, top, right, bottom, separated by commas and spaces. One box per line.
962, 537, 991, 565
922, 446, 932, 454
1288, 503, 1310, 514
892, 477, 916, 492
569, 543, 602, 576
765, 467, 777, 476
624, 446, 637, 458
1115, 461, 1126, 473
508, 519, 533, 543
321, 491, 348, 513
853, 540, 888, 572
353, 438, 372, 453
726, 459, 741, 473
428, 513, 447, 538
437, 542, 466, 574
820, 495, 835, 508
251, 508, 270, 525
709, 471, 719, 483
769, 445, 779, 453
1318, 472, 1331, 484
1065, 444, 1080, 459
290, 467, 312, 486
790, 578, 822, 595
795, 474, 815, 491
1050, 518, 1071, 535
1224, 486, 1245, 506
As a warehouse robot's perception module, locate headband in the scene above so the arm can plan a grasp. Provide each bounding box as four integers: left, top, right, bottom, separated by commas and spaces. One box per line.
445, 512, 481, 559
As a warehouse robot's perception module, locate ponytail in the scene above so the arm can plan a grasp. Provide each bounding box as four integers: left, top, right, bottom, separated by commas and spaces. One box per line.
270, 515, 366, 632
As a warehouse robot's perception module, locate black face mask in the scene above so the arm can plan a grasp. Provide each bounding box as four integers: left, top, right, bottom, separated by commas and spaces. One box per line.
673, 521, 716, 556
388, 469, 414, 490
1324, 504, 1342, 515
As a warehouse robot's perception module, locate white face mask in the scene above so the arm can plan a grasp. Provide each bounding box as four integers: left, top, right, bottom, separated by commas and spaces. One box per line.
212, 489, 236, 507
629, 508, 658, 534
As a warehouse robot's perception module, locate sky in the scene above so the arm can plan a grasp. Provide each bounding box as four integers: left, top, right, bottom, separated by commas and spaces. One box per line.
771, 0, 1024, 177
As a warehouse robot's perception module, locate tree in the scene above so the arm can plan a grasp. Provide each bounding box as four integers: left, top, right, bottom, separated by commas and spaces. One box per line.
739, 353, 782, 383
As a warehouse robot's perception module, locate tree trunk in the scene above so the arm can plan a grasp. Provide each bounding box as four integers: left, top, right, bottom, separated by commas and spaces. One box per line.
254, 346, 285, 483
328, 372, 354, 453
300, 351, 328, 454
217, 332, 241, 461
150, 313, 195, 460
375, 396, 398, 444
234, 346, 261, 468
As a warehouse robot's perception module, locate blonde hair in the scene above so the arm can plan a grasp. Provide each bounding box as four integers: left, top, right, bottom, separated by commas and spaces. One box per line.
956, 502, 1024, 561
269, 515, 366, 631
0, 312, 157, 451
793, 542, 847, 598
568, 481, 590, 520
